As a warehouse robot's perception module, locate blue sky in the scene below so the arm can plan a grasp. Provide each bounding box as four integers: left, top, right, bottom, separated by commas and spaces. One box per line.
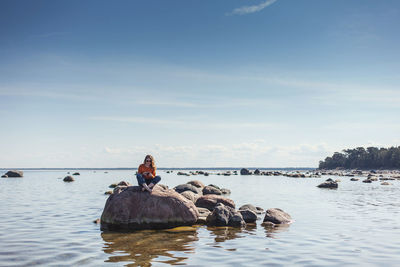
1, 0, 399, 168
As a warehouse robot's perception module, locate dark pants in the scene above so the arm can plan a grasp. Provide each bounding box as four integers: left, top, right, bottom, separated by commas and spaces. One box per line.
136, 173, 161, 186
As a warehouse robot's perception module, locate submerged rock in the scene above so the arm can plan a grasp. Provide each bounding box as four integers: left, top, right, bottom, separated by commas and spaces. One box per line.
206, 203, 245, 227
195, 195, 235, 211
263, 208, 292, 225
4, 170, 23, 177
350, 178, 359, 181
100, 185, 199, 231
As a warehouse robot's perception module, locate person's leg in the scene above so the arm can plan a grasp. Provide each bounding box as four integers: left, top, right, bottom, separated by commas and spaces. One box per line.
148, 176, 161, 189
137, 173, 151, 192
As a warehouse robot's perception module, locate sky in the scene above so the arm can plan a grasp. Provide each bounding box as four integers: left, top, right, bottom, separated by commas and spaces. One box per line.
0, 0, 399, 168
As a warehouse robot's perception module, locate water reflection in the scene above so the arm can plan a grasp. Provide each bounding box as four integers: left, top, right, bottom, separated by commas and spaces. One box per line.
101, 228, 198, 266
262, 223, 290, 238
207, 224, 257, 243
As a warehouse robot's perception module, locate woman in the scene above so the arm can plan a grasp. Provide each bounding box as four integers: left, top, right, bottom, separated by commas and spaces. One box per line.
136, 155, 161, 193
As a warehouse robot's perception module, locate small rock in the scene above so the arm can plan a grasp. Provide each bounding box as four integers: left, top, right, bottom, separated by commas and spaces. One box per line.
195, 195, 235, 211
174, 184, 202, 194
220, 188, 231, 195
239, 209, 258, 223
206, 203, 245, 227
350, 178, 359, 181
73, 172, 80, 176
202, 185, 222, 195
180, 190, 199, 203
187, 180, 205, 189
381, 182, 391, 185
4, 170, 23, 177
105, 191, 113, 195
117, 181, 131, 186
263, 208, 292, 225
362, 179, 372, 183
109, 183, 118, 188
254, 169, 261, 175
1, 175, 7, 178
240, 168, 251, 175
93, 218, 100, 224
317, 181, 338, 189
63, 176, 75, 182
239, 204, 264, 214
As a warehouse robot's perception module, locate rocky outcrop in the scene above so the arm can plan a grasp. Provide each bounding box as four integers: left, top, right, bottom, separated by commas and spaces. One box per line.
240, 168, 251, 175
206, 203, 245, 227
174, 184, 202, 194
202, 185, 222, 195
263, 208, 292, 225
3, 170, 23, 177
195, 195, 235, 211
63, 176, 75, 182
101, 185, 199, 231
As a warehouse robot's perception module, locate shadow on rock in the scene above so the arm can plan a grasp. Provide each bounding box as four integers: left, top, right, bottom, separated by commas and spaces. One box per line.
101, 228, 199, 266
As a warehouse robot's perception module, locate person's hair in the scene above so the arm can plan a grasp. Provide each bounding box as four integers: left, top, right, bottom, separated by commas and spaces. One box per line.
143, 155, 156, 169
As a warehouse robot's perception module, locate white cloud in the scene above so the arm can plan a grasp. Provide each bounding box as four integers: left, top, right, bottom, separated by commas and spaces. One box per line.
228, 0, 278, 16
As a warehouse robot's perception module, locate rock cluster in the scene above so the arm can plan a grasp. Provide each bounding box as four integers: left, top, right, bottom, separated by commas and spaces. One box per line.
2, 170, 23, 178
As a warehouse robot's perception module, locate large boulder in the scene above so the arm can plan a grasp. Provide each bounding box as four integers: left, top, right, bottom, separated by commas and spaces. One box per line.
263, 208, 292, 225
4, 170, 23, 177
174, 184, 202, 194
202, 185, 222, 195
195, 195, 235, 211
187, 180, 205, 189
206, 203, 245, 227
240, 168, 251, 175
101, 185, 199, 231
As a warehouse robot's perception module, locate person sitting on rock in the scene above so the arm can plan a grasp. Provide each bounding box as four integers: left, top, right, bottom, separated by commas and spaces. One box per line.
136, 155, 161, 193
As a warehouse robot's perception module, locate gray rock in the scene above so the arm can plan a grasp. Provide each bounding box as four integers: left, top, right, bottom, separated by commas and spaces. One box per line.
239, 204, 264, 214
362, 179, 372, 183
202, 185, 222, 195
180, 190, 199, 203
1, 175, 7, 178
240, 168, 251, 175
195, 195, 235, 211
63, 176, 74, 182
317, 181, 338, 189
174, 184, 202, 194
350, 178, 359, 181
4, 170, 23, 177
187, 180, 205, 189
263, 208, 292, 225
206, 203, 245, 227
100, 185, 199, 231
73, 172, 80, 175
254, 169, 261, 175
196, 207, 211, 224
239, 209, 258, 223
220, 188, 231, 195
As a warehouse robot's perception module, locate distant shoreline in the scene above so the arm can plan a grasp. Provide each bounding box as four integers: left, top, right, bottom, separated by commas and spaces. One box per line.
0, 167, 315, 171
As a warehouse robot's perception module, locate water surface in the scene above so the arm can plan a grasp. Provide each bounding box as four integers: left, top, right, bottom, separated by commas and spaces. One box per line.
0, 170, 399, 266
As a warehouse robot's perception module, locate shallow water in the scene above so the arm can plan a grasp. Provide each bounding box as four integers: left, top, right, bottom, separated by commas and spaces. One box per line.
0, 170, 399, 266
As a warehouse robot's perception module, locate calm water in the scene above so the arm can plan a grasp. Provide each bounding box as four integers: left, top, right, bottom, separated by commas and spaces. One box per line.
0, 170, 399, 266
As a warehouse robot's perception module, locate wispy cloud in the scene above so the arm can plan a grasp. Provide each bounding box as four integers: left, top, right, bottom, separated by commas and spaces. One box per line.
228, 0, 278, 16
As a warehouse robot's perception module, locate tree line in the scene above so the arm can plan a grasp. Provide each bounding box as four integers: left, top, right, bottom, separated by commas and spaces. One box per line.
318, 146, 400, 170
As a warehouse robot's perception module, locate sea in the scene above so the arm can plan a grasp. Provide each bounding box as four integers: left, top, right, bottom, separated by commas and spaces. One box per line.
0, 169, 399, 266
